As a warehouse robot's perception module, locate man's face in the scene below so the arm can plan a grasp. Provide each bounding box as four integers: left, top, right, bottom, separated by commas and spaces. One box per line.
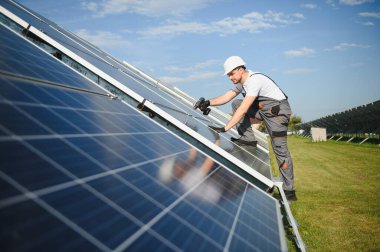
227, 67, 243, 84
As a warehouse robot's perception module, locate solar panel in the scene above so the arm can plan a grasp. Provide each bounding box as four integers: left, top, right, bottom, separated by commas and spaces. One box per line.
0, 16, 288, 252
0, 0, 275, 189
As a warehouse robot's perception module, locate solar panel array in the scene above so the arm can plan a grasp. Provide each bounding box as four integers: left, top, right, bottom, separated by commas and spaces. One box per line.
0, 0, 274, 187
300, 100, 380, 135
0, 2, 288, 251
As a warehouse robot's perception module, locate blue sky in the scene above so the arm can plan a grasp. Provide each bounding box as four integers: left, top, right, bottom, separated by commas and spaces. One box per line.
17, 0, 380, 122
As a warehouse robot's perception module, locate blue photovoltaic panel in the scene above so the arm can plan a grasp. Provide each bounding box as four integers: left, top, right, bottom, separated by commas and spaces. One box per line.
0, 0, 273, 181
0, 22, 286, 251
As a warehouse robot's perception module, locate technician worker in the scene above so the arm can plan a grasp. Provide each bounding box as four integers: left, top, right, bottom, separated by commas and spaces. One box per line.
198, 56, 297, 201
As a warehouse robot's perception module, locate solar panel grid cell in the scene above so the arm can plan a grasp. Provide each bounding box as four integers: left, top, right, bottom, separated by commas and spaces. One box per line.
0, 200, 101, 252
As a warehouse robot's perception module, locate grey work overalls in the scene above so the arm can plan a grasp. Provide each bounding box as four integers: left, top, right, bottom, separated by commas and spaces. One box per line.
232, 73, 294, 191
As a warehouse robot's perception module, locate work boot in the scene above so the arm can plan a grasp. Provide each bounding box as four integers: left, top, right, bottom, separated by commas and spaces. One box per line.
266, 186, 274, 194
233, 124, 257, 146
231, 136, 257, 147
272, 190, 297, 201
284, 190, 297, 201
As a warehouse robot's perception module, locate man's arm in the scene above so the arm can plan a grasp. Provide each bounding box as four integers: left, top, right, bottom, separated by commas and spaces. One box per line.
209, 89, 238, 106
224, 95, 256, 131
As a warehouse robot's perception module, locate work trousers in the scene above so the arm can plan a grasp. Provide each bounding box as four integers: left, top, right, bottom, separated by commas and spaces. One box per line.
231, 98, 294, 190
231, 100, 256, 141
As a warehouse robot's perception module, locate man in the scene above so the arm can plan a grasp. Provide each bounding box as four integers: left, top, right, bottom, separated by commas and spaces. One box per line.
197, 56, 297, 201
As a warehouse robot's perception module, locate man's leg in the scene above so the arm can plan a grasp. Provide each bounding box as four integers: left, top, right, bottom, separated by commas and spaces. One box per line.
270, 136, 294, 190
231, 99, 257, 145
265, 114, 296, 200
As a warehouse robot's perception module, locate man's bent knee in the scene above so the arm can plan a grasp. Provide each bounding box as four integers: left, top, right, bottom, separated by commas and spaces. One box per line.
231, 99, 242, 112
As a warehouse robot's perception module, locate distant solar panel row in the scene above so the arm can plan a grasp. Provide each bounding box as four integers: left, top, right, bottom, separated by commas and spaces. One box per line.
0, 14, 287, 252
300, 100, 380, 134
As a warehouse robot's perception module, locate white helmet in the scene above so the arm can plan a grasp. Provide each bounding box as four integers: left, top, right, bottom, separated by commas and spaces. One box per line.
223, 56, 245, 75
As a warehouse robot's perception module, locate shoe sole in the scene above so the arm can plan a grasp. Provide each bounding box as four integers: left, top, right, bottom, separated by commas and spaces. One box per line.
231, 138, 257, 147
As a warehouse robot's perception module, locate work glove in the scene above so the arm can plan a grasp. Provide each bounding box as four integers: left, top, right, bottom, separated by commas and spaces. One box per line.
199, 99, 210, 111
209, 125, 226, 133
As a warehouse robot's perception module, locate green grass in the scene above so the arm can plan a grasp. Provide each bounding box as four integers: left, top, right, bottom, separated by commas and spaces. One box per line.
269, 135, 380, 252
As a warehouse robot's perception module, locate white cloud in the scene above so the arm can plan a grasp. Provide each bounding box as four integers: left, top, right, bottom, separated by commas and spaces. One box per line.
301, 3, 318, 9
284, 47, 315, 57
158, 71, 220, 85
139, 11, 304, 37
327, 0, 374, 7
359, 12, 380, 19
81, 2, 98, 12
194, 60, 220, 69
74, 29, 130, 48
139, 21, 210, 37
80, 0, 212, 17
164, 60, 220, 72
284, 68, 317, 74
326, 0, 336, 7
359, 21, 375, 26
339, 0, 374, 5
326, 42, 370, 51
348, 62, 364, 67
160, 60, 222, 86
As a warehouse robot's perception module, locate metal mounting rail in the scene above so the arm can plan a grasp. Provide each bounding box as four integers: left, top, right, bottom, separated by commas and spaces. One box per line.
274, 182, 307, 252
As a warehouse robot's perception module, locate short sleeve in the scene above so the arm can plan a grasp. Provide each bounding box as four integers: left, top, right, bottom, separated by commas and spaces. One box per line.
244, 76, 262, 97
232, 83, 243, 94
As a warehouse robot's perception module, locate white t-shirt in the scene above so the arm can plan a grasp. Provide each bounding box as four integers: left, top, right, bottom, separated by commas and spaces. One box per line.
233, 71, 286, 100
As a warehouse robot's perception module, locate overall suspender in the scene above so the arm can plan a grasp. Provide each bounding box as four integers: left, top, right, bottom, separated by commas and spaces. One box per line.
249, 73, 288, 100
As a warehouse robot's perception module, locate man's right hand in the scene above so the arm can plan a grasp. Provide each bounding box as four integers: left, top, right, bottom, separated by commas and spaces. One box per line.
199, 99, 210, 111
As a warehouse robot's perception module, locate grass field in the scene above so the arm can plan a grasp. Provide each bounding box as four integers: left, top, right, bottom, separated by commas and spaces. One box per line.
269, 135, 380, 252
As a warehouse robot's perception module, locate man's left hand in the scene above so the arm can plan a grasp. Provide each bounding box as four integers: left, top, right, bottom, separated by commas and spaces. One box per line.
209, 125, 226, 133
